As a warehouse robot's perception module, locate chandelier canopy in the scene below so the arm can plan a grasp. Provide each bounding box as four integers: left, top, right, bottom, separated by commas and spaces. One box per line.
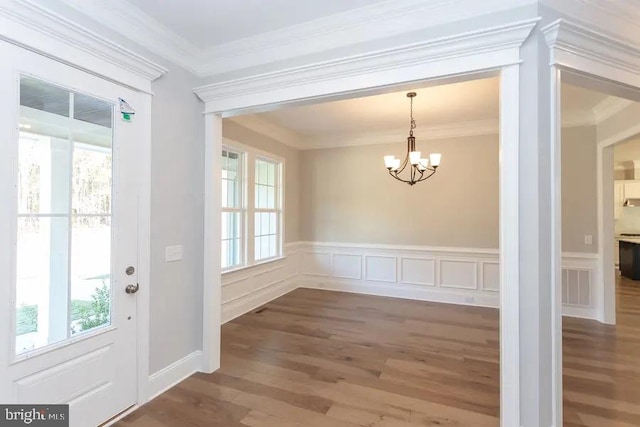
384, 92, 441, 186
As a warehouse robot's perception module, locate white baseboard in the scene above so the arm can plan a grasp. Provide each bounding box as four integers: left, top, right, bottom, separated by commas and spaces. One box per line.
562, 305, 597, 320
302, 278, 499, 308
146, 350, 203, 403
222, 276, 298, 323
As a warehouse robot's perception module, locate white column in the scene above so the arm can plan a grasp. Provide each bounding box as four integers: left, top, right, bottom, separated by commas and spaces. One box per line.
202, 113, 222, 373
597, 145, 616, 324
501, 27, 562, 427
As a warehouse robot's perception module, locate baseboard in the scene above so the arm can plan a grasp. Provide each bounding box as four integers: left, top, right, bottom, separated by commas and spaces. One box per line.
146, 350, 203, 402
222, 276, 298, 323
301, 278, 499, 308
562, 305, 597, 320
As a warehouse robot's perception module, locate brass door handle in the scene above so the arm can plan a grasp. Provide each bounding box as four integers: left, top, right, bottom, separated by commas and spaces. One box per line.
125, 283, 139, 294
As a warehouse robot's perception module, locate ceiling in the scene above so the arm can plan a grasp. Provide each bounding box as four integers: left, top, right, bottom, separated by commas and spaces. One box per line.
125, 0, 381, 47
230, 78, 622, 149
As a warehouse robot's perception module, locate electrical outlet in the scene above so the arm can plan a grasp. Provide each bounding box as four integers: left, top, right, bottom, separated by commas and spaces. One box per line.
584, 235, 593, 245
165, 245, 183, 262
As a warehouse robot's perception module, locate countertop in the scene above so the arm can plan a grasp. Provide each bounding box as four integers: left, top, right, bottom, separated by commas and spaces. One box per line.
616, 236, 640, 244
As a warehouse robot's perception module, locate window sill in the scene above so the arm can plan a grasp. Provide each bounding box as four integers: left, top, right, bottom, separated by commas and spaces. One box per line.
221, 256, 287, 276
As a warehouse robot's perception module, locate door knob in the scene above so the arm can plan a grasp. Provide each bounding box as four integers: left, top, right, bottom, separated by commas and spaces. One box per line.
125, 283, 139, 294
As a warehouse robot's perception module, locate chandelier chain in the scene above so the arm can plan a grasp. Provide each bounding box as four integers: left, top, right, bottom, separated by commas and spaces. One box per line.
409, 94, 416, 136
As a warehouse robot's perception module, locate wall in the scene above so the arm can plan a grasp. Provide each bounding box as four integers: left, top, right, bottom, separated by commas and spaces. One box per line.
561, 126, 598, 253
299, 126, 598, 253
300, 134, 500, 248
222, 119, 301, 242
148, 64, 204, 374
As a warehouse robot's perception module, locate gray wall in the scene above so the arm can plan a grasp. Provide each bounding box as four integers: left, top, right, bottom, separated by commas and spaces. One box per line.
299, 126, 598, 253
222, 120, 301, 243
148, 64, 204, 373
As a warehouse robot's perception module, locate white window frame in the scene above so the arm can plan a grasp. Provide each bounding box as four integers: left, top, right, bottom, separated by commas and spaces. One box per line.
221, 145, 246, 271
253, 155, 282, 263
221, 138, 284, 273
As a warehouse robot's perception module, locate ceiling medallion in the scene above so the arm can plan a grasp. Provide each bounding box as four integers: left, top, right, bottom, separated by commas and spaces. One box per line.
384, 92, 441, 186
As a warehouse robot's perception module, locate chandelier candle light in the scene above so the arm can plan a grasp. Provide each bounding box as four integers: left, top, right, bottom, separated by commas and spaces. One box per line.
384, 92, 441, 185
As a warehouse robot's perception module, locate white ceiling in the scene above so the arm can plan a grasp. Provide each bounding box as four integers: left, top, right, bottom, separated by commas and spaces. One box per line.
125, 0, 381, 47
230, 78, 621, 149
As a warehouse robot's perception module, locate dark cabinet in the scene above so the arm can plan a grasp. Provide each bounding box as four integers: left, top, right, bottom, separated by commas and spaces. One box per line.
620, 240, 640, 280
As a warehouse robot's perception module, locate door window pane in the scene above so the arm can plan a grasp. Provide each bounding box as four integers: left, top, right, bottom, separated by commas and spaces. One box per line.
15, 76, 113, 354
70, 216, 111, 335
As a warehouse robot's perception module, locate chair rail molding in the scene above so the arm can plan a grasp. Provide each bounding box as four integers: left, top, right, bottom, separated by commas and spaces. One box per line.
193, 19, 539, 115
542, 18, 640, 90
0, 0, 167, 92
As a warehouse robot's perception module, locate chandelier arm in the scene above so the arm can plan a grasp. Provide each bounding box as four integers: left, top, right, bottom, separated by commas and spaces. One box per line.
415, 167, 437, 182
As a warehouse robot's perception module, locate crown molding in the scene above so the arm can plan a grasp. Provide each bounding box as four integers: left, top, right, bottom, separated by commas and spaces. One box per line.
58, 0, 201, 74
194, 19, 539, 114
542, 18, 640, 90
592, 96, 634, 124
226, 116, 305, 150
302, 119, 499, 150
238, 110, 598, 151
196, 0, 536, 77
0, 0, 167, 92
540, 0, 640, 42
51, 0, 537, 78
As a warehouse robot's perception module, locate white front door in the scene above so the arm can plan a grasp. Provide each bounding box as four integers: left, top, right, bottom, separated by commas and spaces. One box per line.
0, 41, 144, 426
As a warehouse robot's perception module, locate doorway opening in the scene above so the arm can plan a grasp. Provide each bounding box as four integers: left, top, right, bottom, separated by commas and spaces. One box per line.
558, 70, 640, 424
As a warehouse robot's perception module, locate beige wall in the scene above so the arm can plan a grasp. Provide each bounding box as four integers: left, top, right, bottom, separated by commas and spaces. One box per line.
561, 126, 598, 253
298, 126, 598, 253
300, 135, 500, 248
222, 120, 301, 243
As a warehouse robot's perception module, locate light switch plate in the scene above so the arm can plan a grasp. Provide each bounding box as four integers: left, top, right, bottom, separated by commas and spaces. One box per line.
165, 245, 183, 262
584, 235, 593, 245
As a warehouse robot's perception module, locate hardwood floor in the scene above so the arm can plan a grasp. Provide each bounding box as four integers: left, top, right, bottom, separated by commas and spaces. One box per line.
117, 277, 640, 427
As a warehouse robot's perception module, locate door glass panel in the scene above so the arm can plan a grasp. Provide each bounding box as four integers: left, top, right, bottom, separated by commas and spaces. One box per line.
15, 76, 114, 355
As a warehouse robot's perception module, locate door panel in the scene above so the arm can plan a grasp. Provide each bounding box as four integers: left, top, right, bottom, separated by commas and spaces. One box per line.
0, 41, 142, 426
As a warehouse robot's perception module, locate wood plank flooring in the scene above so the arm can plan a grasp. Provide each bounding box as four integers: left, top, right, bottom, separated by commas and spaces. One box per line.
117, 277, 640, 427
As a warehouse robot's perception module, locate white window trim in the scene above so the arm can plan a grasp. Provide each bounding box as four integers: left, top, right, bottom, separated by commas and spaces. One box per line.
221, 145, 246, 271
221, 138, 285, 274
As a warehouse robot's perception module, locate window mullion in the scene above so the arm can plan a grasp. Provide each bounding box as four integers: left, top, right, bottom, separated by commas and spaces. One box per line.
247, 151, 256, 266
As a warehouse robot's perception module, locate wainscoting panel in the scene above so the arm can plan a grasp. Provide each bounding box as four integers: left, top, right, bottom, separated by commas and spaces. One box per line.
365, 256, 397, 283
221, 243, 301, 323
220, 242, 599, 322
301, 252, 331, 277
481, 262, 500, 292
332, 254, 363, 280
439, 260, 477, 290
400, 257, 435, 286
297, 243, 599, 319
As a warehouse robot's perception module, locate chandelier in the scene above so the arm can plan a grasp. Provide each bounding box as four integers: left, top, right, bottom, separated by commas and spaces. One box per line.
384, 92, 441, 185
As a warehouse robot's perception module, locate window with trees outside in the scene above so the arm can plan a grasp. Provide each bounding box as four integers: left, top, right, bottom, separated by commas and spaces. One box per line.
220, 143, 282, 271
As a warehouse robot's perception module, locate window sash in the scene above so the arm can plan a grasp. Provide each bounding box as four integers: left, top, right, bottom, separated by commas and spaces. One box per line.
221, 147, 245, 270
220, 144, 283, 270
